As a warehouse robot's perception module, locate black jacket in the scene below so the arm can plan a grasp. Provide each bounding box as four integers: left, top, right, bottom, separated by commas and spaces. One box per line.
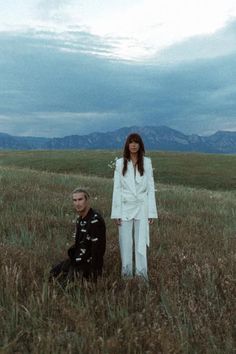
68, 208, 106, 280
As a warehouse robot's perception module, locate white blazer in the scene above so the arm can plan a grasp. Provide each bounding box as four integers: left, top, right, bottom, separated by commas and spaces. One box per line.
111, 156, 158, 220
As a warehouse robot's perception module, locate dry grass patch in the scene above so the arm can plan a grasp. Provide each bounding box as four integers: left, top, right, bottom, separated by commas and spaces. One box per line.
0, 166, 235, 353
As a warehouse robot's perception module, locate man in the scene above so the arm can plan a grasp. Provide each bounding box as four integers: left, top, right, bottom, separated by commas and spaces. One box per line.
50, 188, 106, 284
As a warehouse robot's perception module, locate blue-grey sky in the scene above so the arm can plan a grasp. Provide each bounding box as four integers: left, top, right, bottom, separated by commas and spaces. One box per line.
0, 0, 236, 137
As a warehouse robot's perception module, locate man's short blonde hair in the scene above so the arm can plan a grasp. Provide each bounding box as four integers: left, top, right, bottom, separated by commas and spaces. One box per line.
72, 188, 90, 200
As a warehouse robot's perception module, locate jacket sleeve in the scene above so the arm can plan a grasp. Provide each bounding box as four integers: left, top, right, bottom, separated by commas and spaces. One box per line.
146, 158, 158, 218
68, 219, 91, 265
90, 218, 106, 280
111, 159, 122, 219
68, 242, 88, 265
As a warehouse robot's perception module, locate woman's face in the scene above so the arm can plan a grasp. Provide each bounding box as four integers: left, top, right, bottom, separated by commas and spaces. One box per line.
128, 140, 140, 154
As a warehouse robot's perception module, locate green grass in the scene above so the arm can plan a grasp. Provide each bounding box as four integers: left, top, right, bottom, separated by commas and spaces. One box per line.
0, 149, 236, 190
0, 150, 235, 353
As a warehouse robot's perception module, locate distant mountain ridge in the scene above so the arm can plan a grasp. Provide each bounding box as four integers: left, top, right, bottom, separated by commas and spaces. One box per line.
0, 126, 236, 153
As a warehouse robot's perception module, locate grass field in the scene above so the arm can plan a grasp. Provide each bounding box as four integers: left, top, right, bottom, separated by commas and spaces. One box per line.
0, 150, 235, 353
0, 150, 236, 190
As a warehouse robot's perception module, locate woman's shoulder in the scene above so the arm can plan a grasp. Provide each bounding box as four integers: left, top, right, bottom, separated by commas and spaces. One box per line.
114, 157, 123, 171
116, 157, 123, 165
144, 156, 152, 164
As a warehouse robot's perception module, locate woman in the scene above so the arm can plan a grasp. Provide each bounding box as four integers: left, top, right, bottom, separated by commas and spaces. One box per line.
111, 133, 158, 279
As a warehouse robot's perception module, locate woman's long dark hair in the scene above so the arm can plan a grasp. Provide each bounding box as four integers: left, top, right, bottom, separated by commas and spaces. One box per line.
122, 133, 145, 176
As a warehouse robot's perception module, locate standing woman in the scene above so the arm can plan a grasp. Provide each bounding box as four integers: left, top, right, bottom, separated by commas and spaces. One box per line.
111, 133, 158, 279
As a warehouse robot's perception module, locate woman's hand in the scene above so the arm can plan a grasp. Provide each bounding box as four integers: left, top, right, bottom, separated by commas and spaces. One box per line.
115, 218, 122, 226
148, 218, 154, 225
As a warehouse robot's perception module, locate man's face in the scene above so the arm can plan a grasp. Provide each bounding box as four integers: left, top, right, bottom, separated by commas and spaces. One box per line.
72, 192, 89, 215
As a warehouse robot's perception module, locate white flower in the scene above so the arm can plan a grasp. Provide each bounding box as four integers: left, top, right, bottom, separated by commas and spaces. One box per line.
108, 157, 118, 170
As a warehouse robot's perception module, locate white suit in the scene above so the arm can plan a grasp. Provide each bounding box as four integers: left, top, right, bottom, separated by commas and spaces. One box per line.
111, 157, 157, 278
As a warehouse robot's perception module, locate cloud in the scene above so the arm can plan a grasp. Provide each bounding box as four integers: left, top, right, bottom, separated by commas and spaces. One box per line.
1, 0, 236, 60
0, 20, 236, 137
154, 20, 236, 64
0, 111, 138, 137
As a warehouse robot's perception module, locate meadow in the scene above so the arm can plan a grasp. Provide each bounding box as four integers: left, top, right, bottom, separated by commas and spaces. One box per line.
0, 150, 235, 354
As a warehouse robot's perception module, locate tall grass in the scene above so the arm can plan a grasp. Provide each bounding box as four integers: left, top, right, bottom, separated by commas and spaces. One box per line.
0, 151, 235, 353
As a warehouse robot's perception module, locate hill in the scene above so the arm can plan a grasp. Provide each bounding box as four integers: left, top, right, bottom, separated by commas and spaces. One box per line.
0, 126, 236, 153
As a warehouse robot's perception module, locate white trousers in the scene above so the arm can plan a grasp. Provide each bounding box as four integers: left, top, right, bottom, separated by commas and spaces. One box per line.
118, 219, 148, 279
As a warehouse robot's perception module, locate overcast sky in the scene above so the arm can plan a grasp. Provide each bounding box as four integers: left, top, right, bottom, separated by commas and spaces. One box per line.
0, 0, 236, 137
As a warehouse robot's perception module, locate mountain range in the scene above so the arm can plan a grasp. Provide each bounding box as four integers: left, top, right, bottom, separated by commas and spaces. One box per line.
0, 126, 236, 153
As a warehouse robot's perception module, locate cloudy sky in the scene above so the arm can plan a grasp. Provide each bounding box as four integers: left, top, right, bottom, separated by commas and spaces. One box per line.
0, 0, 236, 137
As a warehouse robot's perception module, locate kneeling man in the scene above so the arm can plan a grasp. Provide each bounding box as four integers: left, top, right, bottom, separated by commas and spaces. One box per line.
50, 188, 106, 283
